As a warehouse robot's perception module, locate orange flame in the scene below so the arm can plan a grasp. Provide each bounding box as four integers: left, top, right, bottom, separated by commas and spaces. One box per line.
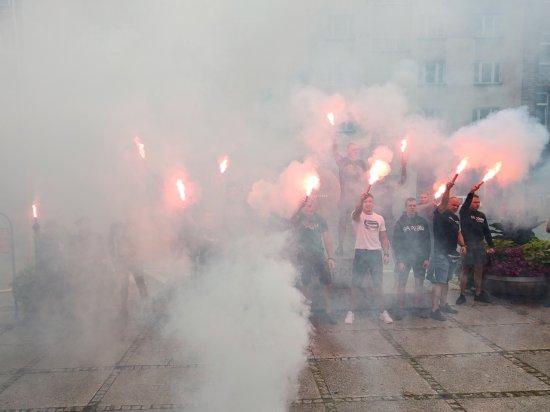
176, 179, 186, 201
219, 156, 229, 174
327, 112, 335, 126
482, 162, 502, 182
456, 157, 469, 174
133, 136, 145, 159
305, 175, 320, 196
368, 160, 391, 185
400, 139, 407, 153
32, 204, 38, 219
434, 184, 446, 199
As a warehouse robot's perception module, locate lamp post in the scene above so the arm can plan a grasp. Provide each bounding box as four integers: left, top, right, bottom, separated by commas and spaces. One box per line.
0, 212, 18, 319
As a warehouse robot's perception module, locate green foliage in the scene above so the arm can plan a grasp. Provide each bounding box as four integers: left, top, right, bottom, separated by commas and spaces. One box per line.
521, 240, 550, 266
492, 238, 517, 248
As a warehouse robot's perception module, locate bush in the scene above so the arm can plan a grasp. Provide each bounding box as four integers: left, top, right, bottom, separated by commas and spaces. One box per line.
485, 240, 550, 278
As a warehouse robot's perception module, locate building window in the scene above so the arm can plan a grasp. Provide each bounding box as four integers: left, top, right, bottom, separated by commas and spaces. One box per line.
540, 34, 550, 65
324, 14, 354, 40
420, 61, 445, 85
535, 92, 549, 126
421, 108, 441, 118
474, 61, 501, 84
372, 37, 409, 52
474, 14, 502, 38
420, 14, 445, 38
472, 107, 500, 122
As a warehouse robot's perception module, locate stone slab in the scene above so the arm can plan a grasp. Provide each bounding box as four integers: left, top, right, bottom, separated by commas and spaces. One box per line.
418, 353, 550, 393
99, 367, 202, 406
311, 330, 399, 358
389, 327, 496, 356
470, 324, 550, 351
460, 396, 550, 411
316, 358, 435, 397
514, 351, 550, 376
335, 399, 454, 411
0, 370, 110, 409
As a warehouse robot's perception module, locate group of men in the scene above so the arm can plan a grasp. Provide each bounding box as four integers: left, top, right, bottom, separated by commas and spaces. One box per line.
291, 140, 497, 325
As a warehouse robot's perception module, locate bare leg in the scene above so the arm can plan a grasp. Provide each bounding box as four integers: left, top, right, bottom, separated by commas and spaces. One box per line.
432, 283, 442, 311
473, 264, 483, 296
323, 284, 332, 313
397, 278, 407, 309
460, 266, 469, 295
414, 277, 424, 308
440, 283, 449, 306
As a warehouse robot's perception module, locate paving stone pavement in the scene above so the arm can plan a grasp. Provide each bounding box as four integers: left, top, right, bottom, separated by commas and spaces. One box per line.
1, 283, 550, 411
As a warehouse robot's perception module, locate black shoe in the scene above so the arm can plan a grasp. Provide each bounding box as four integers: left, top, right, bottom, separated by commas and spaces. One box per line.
412, 308, 427, 318
456, 294, 467, 305
430, 309, 446, 321
440, 303, 458, 314
474, 292, 491, 304
335, 245, 344, 256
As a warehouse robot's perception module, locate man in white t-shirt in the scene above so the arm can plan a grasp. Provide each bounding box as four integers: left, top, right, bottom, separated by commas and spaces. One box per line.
345, 193, 393, 324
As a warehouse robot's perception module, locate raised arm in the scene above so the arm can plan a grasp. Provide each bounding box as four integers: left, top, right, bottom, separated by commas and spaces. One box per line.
437, 182, 454, 213
352, 193, 366, 221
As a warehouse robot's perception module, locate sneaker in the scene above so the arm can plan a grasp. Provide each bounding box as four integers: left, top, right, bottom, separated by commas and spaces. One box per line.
335, 245, 344, 257
440, 303, 458, 314
474, 292, 491, 303
414, 308, 429, 319
344, 311, 354, 324
379, 310, 394, 324
430, 309, 446, 321
456, 294, 467, 305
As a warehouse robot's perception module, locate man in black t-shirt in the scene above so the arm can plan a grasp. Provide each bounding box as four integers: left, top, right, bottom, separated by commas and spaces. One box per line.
456, 184, 495, 305
290, 198, 336, 324
429, 182, 467, 321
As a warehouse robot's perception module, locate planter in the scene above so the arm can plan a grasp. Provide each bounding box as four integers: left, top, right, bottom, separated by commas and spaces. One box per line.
485, 275, 547, 299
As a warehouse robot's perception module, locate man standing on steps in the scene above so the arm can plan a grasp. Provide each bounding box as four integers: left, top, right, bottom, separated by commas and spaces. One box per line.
332, 140, 367, 257
429, 182, 466, 321
345, 193, 393, 325
456, 184, 495, 305
392, 197, 431, 320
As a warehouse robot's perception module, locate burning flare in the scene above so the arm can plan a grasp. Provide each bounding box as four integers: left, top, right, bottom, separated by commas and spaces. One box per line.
176, 179, 186, 202
451, 157, 469, 183
327, 112, 335, 126
482, 162, 502, 183
134, 136, 145, 159
400, 139, 407, 153
434, 184, 446, 199
368, 160, 391, 185
305, 175, 320, 197
32, 204, 38, 219
219, 156, 229, 174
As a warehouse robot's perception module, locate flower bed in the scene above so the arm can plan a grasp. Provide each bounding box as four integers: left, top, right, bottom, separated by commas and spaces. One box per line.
483, 240, 550, 298
484, 246, 550, 278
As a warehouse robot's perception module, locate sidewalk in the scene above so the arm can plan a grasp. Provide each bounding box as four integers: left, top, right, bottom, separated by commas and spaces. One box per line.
0, 286, 549, 411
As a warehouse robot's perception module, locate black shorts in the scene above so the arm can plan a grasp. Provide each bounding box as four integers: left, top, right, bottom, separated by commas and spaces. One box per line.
396, 258, 426, 281
463, 242, 487, 266
298, 254, 332, 286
